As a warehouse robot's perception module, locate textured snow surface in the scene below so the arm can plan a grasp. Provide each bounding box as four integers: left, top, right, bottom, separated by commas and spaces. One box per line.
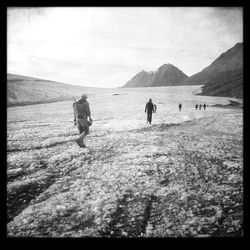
7, 86, 243, 237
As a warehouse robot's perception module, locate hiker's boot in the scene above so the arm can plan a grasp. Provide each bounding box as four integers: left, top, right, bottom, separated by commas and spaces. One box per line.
75, 138, 84, 148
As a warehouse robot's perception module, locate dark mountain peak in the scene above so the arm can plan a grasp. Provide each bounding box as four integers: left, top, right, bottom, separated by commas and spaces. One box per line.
122, 63, 188, 87
157, 64, 188, 78
207, 42, 243, 71
180, 42, 243, 98
233, 42, 243, 48
138, 70, 153, 75
158, 63, 175, 70
220, 42, 242, 57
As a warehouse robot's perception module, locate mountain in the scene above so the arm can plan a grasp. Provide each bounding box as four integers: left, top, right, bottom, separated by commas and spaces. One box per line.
122, 64, 188, 88
123, 70, 154, 88
181, 43, 243, 97
182, 42, 243, 85
7, 74, 97, 107
198, 68, 243, 98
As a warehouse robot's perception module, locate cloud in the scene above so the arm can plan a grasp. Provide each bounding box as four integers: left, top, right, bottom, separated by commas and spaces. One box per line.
7, 7, 243, 88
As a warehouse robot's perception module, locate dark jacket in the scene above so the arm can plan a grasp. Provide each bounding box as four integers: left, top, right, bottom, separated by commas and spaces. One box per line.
73, 99, 91, 119
145, 101, 154, 114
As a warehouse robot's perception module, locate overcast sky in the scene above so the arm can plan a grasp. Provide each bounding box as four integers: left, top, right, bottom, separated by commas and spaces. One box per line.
7, 7, 243, 88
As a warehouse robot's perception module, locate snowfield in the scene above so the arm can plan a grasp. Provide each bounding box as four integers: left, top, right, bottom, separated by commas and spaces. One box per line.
7, 86, 243, 237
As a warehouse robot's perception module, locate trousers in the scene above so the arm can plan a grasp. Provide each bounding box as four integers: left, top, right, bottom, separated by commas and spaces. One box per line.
77, 118, 89, 140
147, 112, 152, 123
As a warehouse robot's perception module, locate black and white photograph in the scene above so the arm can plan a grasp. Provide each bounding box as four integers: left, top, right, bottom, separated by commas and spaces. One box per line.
7, 7, 243, 237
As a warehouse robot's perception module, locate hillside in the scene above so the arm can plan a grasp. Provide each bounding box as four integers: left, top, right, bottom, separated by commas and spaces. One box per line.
170, 42, 243, 98
123, 71, 154, 88
123, 64, 188, 88
199, 68, 243, 98
7, 74, 97, 107
182, 42, 243, 87
122, 43, 243, 98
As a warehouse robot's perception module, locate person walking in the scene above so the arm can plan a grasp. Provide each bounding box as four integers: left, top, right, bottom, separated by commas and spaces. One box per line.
145, 98, 155, 124
73, 94, 93, 148
203, 103, 207, 110
199, 104, 202, 110
195, 104, 198, 110
178, 103, 182, 112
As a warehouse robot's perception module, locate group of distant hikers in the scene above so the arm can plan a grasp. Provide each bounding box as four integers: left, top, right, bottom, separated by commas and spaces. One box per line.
195, 103, 207, 110
178, 103, 207, 111
73, 94, 207, 148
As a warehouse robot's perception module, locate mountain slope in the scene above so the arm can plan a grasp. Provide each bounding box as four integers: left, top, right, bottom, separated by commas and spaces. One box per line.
7, 74, 97, 106
199, 68, 243, 98
123, 71, 154, 88
123, 64, 188, 88
149, 64, 188, 87
182, 42, 243, 86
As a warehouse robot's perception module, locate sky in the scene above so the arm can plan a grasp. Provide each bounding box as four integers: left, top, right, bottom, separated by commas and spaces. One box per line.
7, 7, 243, 88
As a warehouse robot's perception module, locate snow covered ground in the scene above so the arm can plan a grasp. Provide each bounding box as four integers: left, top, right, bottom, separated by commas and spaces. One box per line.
7, 86, 243, 237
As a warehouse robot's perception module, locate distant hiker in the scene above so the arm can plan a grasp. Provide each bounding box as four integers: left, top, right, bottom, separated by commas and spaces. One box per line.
203, 103, 207, 110
153, 104, 157, 113
178, 103, 182, 112
73, 94, 93, 148
145, 98, 155, 124
199, 104, 202, 110
195, 104, 198, 110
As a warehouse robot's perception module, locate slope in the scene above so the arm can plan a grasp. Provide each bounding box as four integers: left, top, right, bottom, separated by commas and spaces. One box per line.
182, 42, 243, 86
7, 74, 98, 106
123, 64, 188, 88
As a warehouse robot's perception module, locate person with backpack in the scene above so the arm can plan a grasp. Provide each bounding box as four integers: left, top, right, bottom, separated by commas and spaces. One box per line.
73, 94, 93, 148
145, 98, 155, 124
